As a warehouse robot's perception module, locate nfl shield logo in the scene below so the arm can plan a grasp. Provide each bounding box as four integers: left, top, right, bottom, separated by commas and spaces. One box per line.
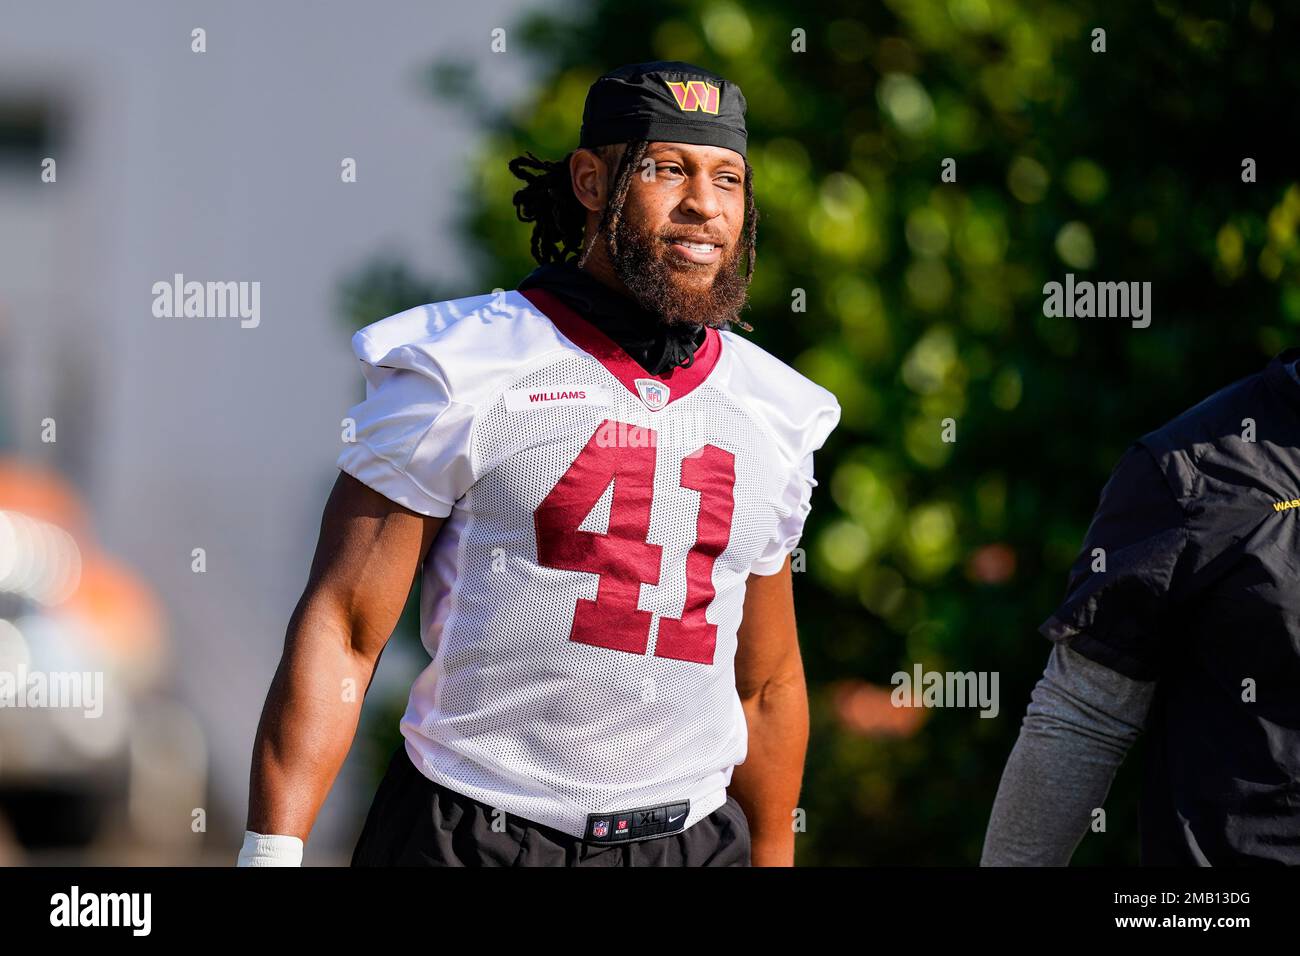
635, 378, 670, 411
593, 819, 609, 838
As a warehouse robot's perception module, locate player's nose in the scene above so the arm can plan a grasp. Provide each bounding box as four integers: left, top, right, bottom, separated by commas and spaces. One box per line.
677, 173, 723, 221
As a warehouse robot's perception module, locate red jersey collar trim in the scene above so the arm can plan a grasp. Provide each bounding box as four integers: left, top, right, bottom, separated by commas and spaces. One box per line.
520, 286, 722, 407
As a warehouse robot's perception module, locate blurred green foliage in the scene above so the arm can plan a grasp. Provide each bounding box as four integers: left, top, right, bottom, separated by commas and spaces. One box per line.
343, 0, 1299, 864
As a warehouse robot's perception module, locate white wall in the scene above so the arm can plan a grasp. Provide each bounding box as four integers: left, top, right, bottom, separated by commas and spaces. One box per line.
0, 0, 536, 858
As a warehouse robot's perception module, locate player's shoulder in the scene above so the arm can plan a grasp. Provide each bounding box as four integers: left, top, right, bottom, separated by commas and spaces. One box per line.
1136, 358, 1281, 501
349, 290, 570, 406
717, 328, 842, 458
718, 329, 838, 408
1139, 364, 1268, 459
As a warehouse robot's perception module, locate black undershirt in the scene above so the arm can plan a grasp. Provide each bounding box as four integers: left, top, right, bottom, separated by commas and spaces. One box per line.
517, 262, 707, 377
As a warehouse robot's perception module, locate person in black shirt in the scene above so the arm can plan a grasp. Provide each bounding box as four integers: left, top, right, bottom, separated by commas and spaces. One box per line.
984, 349, 1300, 865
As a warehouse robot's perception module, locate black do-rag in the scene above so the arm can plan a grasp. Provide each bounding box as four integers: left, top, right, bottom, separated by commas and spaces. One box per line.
579, 61, 748, 159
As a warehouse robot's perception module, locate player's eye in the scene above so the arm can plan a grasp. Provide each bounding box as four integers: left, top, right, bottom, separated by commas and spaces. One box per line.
656, 164, 685, 178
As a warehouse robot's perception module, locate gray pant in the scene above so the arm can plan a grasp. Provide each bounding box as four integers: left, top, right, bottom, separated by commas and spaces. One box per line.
351, 745, 751, 867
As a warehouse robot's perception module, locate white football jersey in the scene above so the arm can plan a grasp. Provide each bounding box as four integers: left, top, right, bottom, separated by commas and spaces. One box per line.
337, 287, 840, 838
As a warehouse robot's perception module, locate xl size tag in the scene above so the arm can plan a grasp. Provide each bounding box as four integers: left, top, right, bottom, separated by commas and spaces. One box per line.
585, 800, 690, 843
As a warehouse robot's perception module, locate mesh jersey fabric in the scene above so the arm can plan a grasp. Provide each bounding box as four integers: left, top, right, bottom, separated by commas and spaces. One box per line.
337, 289, 840, 838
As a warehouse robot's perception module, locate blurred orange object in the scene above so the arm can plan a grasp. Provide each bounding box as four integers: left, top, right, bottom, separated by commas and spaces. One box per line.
63, 556, 166, 683
964, 542, 1017, 585
832, 679, 928, 738
0, 457, 91, 543
0, 455, 166, 683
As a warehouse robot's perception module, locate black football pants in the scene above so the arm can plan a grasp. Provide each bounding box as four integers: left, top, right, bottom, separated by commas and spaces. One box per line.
351, 744, 751, 867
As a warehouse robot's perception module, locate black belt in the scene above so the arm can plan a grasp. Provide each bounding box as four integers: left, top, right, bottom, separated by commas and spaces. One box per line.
584, 799, 691, 844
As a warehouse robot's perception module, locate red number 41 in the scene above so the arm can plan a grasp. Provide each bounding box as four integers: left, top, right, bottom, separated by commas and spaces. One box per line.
534, 420, 736, 665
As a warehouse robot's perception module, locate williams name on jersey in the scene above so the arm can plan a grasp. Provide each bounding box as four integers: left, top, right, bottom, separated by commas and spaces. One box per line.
337, 287, 840, 839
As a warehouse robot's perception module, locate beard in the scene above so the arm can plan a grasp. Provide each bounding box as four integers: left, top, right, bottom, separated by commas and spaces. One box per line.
606, 215, 750, 330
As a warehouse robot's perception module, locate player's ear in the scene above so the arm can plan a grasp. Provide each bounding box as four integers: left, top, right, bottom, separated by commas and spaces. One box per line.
570, 147, 614, 214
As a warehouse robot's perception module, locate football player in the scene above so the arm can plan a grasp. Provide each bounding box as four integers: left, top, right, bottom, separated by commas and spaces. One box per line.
239, 61, 840, 867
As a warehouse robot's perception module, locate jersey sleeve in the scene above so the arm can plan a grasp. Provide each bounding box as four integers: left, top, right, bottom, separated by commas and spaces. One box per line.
1038, 442, 1192, 680
749, 397, 841, 576
335, 331, 477, 519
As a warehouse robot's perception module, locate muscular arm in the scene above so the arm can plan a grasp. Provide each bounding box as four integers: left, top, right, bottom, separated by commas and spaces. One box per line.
244, 472, 444, 843
729, 556, 808, 867
980, 642, 1155, 866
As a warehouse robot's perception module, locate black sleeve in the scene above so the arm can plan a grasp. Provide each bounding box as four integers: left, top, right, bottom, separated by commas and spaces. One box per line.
1039, 442, 1191, 681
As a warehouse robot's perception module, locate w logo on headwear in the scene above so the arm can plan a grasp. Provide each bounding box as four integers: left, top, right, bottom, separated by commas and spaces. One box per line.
665, 80, 720, 115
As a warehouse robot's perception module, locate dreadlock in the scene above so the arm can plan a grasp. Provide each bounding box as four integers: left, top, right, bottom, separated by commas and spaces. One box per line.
507, 148, 595, 266
581, 139, 650, 270
509, 141, 758, 281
